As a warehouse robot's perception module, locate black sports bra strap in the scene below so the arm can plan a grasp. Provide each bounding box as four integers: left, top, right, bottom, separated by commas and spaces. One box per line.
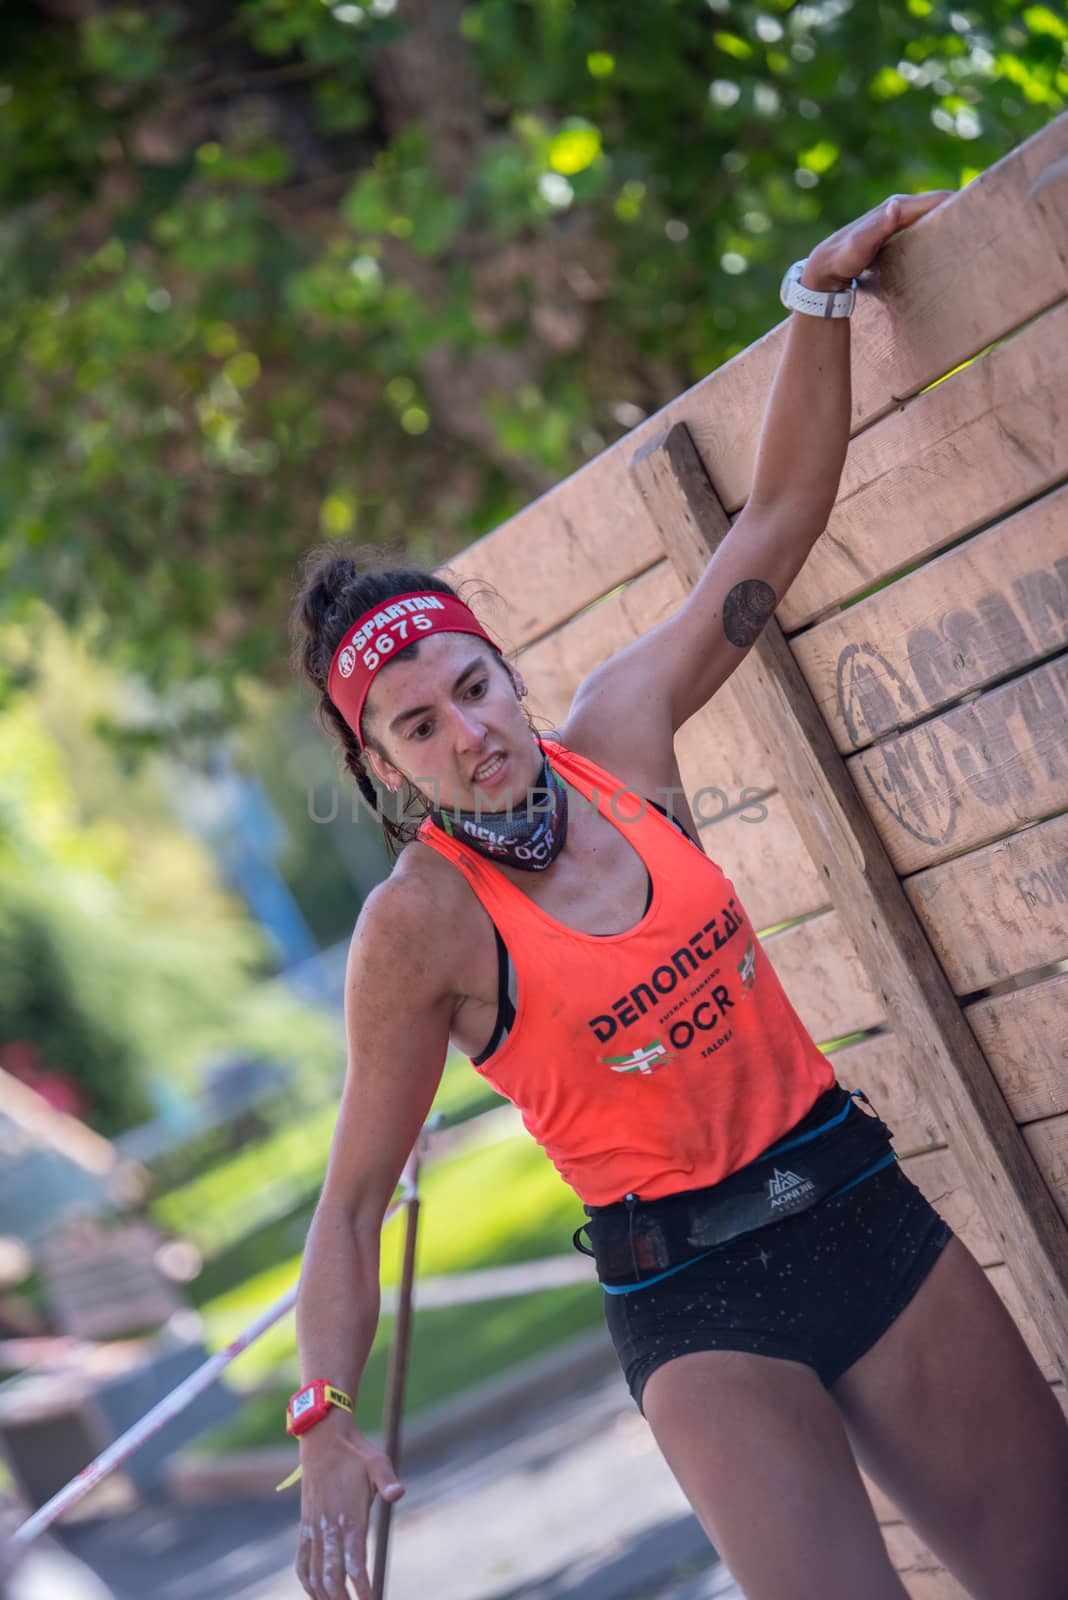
471, 922, 516, 1067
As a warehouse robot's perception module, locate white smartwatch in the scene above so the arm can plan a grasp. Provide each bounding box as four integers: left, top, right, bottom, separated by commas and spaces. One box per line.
779, 259, 857, 319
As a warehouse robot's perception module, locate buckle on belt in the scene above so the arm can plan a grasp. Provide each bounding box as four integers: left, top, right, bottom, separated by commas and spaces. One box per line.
572, 1191, 672, 1275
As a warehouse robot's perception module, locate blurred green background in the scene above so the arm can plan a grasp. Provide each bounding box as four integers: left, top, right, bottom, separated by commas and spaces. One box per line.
0, 0, 1063, 1443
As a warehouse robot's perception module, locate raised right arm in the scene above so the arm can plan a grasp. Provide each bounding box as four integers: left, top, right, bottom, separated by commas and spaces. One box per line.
293, 873, 455, 1600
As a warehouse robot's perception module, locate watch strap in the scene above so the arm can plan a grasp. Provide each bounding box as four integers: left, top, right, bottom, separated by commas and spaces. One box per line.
780, 259, 856, 319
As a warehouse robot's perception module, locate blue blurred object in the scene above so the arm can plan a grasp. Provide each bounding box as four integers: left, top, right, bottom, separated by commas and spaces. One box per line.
170, 742, 318, 971
0, 1113, 112, 1250
200, 1054, 291, 1123
281, 937, 350, 1014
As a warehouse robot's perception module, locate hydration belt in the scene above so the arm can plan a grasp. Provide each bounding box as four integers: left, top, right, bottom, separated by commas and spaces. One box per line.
572, 1085, 895, 1289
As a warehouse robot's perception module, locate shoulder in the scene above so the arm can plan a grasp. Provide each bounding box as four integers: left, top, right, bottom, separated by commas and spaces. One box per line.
348, 837, 482, 987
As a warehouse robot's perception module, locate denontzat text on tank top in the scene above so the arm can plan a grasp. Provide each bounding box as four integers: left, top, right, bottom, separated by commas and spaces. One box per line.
418, 741, 834, 1206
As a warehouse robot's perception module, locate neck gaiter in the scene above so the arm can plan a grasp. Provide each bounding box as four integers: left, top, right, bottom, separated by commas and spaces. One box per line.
430, 752, 568, 872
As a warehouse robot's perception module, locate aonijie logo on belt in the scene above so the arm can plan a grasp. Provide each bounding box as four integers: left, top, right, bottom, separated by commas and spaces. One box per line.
767, 1167, 816, 1211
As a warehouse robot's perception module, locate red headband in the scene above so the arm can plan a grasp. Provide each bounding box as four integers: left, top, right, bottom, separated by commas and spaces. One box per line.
327, 591, 499, 746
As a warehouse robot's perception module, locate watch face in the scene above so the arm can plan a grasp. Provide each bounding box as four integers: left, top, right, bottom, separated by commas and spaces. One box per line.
291, 1388, 317, 1420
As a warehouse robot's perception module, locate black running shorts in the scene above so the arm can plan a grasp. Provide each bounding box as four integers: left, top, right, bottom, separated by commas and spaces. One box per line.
602, 1151, 954, 1415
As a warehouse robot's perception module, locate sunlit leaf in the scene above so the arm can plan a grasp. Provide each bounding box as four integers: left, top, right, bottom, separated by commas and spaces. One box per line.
319, 491, 356, 536
713, 31, 753, 60
869, 64, 910, 100
797, 140, 840, 174
548, 120, 602, 175
1022, 6, 1068, 42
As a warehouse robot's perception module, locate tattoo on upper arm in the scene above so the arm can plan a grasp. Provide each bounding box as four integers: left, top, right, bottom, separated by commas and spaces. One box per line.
722, 578, 777, 648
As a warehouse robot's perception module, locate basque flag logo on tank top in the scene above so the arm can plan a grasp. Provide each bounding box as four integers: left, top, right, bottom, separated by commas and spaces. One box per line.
601, 1040, 676, 1076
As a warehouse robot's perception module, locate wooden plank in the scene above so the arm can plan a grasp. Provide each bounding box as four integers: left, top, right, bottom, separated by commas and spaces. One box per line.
901, 1147, 1000, 1266
793, 485, 1068, 749
1024, 1112, 1068, 1233
905, 812, 1068, 993
780, 306, 1068, 630
761, 912, 886, 1044
689, 112, 1068, 517
674, 687, 776, 800
444, 472, 659, 658
515, 560, 775, 797
632, 417, 1068, 1384
899, 1570, 972, 1600
516, 561, 683, 727
861, 1469, 902, 1527
1028, 146, 1068, 289
697, 790, 828, 932
443, 115, 1068, 652
845, 655, 1068, 876
965, 970, 1068, 1123
823, 1032, 944, 1156
897, 1573, 971, 1600
883, 1526, 971, 1600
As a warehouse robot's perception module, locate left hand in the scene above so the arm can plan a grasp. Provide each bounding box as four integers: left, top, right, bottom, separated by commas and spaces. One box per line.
803, 190, 953, 291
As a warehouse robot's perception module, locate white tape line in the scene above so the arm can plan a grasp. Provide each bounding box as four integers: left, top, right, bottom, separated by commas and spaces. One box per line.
381, 1253, 594, 1314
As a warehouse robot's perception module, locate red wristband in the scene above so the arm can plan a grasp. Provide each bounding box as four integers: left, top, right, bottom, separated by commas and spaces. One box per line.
285, 1380, 354, 1437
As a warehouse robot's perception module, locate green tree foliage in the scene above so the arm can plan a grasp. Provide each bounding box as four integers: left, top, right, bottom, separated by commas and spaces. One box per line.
0, 0, 1063, 709
0, 616, 344, 1132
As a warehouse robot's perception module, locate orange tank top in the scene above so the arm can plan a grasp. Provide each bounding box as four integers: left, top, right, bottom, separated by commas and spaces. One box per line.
418, 741, 834, 1205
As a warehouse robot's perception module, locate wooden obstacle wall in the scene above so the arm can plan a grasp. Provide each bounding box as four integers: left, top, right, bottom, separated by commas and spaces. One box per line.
444, 112, 1068, 1597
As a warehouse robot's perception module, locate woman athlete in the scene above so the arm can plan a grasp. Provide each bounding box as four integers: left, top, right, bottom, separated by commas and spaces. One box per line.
288, 192, 1068, 1600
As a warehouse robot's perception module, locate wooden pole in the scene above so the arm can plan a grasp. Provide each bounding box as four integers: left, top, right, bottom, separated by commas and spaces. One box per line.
630, 418, 1068, 1382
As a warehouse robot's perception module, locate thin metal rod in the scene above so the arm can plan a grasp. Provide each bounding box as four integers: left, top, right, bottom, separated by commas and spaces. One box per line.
11, 1154, 423, 1544
371, 1147, 423, 1600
